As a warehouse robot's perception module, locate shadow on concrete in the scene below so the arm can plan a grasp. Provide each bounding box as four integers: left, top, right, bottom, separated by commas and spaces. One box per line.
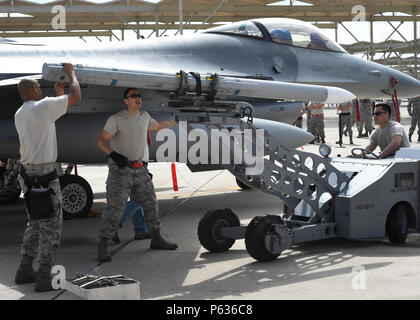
135, 238, 397, 300
2, 190, 420, 300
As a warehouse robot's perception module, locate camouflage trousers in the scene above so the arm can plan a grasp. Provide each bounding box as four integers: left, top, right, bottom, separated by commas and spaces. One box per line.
357, 115, 373, 133
339, 113, 353, 137
99, 158, 160, 239
306, 114, 312, 133
310, 115, 325, 139
409, 114, 420, 136
17, 163, 63, 266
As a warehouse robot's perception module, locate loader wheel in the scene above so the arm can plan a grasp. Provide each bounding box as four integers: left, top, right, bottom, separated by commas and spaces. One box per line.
386, 205, 408, 244
198, 208, 240, 252
245, 215, 284, 262
59, 174, 93, 219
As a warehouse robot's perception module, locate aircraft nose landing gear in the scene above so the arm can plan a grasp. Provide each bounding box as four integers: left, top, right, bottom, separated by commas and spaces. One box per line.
59, 174, 93, 219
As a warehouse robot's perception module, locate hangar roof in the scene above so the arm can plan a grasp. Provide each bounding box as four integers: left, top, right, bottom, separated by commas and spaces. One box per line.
0, 0, 419, 38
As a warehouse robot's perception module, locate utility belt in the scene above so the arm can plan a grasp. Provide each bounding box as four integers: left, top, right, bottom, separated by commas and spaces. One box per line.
339, 113, 351, 116
126, 161, 152, 179
312, 114, 324, 117
127, 160, 147, 169
20, 166, 58, 220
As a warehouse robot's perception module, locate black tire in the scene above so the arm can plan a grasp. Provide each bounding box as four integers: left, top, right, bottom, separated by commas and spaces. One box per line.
386, 205, 408, 244
0, 167, 21, 204
245, 215, 284, 262
236, 177, 252, 190
59, 174, 93, 219
198, 208, 240, 252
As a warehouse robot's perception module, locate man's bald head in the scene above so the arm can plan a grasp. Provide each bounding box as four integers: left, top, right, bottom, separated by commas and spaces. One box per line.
18, 79, 42, 101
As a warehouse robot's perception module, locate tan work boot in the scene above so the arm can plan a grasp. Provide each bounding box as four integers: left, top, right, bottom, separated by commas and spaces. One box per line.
150, 231, 178, 250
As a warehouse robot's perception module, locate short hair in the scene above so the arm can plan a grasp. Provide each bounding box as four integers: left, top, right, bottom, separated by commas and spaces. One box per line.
123, 87, 139, 99
375, 103, 391, 115
17, 78, 37, 100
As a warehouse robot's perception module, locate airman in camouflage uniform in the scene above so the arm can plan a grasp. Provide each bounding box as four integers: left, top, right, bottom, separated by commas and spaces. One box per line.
308, 102, 325, 144
96, 87, 177, 262
17, 165, 62, 267
408, 96, 420, 142
336, 101, 353, 145
351, 99, 358, 127
305, 102, 313, 134
14, 63, 81, 292
357, 99, 374, 138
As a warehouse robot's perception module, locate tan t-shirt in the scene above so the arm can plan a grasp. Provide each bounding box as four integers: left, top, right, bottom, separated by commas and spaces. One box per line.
103, 109, 152, 161
370, 121, 411, 152
310, 103, 324, 115
15, 95, 68, 164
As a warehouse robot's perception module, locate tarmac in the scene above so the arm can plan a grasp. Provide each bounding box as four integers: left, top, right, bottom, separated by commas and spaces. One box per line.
2, 107, 420, 300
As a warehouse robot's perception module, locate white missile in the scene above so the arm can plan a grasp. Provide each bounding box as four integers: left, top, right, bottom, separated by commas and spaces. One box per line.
252, 118, 314, 148
42, 63, 355, 104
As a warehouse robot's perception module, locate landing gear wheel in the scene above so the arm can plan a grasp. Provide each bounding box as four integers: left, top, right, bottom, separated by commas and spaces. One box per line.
245, 215, 284, 262
0, 167, 21, 204
387, 205, 408, 244
198, 208, 240, 252
59, 174, 93, 219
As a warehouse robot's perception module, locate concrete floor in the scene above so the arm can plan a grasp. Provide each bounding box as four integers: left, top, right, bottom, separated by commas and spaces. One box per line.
2, 107, 420, 300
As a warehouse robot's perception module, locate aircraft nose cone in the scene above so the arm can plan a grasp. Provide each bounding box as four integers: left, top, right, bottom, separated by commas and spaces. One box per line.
389, 69, 420, 98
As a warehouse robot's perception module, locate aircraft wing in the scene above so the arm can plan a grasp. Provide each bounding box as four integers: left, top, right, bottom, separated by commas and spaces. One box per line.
0, 74, 42, 87
42, 63, 356, 104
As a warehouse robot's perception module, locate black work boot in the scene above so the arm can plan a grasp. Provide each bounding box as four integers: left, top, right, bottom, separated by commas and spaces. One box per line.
150, 231, 178, 250
357, 131, 363, 138
35, 264, 54, 292
335, 134, 343, 145
110, 231, 120, 245
97, 237, 112, 262
349, 136, 354, 145
321, 138, 325, 144
15, 255, 36, 284
409, 134, 412, 142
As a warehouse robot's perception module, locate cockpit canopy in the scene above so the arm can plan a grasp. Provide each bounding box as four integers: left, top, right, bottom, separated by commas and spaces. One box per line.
206, 18, 346, 53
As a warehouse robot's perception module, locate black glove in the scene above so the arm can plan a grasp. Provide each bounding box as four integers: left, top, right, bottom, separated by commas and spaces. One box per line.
108, 151, 128, 169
